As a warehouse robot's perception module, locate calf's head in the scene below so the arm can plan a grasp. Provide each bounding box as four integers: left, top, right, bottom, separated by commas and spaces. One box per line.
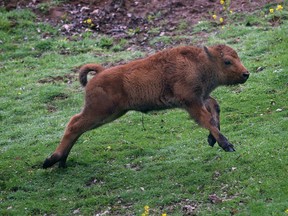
205, 45, 249, 85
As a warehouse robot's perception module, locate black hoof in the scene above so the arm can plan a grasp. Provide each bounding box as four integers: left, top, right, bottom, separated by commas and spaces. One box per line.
58, 159, 67, 168
42, 153, 62, 169
208, 134, 216, 147
223, 145, 235, 152
43, 158, 54, 169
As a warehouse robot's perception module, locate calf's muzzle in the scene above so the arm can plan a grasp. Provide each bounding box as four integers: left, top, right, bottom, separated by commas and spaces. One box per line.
242, 71, 250, 79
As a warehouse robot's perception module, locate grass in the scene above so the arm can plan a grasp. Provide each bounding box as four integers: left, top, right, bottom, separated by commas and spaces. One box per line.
0, 4, 288, 216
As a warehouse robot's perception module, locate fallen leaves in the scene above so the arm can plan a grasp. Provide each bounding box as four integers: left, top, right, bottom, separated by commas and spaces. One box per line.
182, 204, 197, 215
208, 194, 223, 204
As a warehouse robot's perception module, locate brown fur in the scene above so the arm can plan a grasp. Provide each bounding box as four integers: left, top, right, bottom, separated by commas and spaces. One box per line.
43, 44, 249, 168
78, 63, 105, 86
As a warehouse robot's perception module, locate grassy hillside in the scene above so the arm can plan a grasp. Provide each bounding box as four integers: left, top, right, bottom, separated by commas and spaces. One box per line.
0, 4, 288, 216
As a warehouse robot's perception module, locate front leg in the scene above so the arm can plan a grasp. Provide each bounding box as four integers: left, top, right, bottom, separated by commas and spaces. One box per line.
204, 97, 221, 147
186, 102, 235, 152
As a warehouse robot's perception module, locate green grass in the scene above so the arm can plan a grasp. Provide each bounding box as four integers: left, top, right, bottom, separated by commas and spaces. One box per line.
1, 5, 288, 216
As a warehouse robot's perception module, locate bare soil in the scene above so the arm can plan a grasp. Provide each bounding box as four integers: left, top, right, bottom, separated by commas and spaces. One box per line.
2, 0, 277, 48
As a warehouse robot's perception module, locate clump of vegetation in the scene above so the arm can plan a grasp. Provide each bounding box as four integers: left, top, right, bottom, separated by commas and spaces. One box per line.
98, 36, 114, 49
83, 18, 96, 29
36, 1, 62, 14
127, 27, 141, 37
211, 0, 233, 26
35, 40, 54, 51
268, 3, 285, 24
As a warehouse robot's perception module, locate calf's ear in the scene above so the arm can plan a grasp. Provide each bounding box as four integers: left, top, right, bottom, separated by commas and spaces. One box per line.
204, 46, 214, 60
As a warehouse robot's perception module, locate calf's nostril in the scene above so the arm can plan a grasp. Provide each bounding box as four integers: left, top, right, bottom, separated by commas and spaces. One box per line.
243, 72, 250, 79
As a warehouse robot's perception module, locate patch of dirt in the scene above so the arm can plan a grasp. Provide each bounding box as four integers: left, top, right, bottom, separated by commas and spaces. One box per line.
38, 73, 78, 84
45, 93, 69, 112
2, 0, 276, 48
46, 103, 57, 112
51, 92, 69, 100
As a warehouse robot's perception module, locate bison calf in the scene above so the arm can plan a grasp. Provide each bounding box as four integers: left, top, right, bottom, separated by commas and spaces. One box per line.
43, 44, 249, 168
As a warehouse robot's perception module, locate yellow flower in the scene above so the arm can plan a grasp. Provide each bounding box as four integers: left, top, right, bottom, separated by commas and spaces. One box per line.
86, 18, 92, 24
162, 214, 167, 216
223, 6, 226, 11
276, 5, 283, 11
269, 8, 274, 14
144, 205, 149, 212
141, 205, 150, 216
212, 14, 217, 20
220, 0, 225, 5
285, 209, 288, 214
107, 146, 111, 150
229, 10, 233, 14
219, 17, 224, 23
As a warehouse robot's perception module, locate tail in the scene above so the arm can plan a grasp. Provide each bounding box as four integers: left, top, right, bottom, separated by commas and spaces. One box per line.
79, 63, 105, 87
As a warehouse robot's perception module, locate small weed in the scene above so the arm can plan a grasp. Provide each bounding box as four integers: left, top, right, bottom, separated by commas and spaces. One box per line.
36, 3, 51, 14
148, 27, 161, 35
111, 39, 128, 52
147, 14, 155, 22
149, 36, 172, 47
192, 20, 215, 33
35, 40, 54, 51
83, 18, 96, 29
147, 12, 162, 23
211, 0, 236, 27
267, 3, 287, 25
127, 27, 141, 37
177, 20, 189, 31
36, 1, 62, 14
6, 8, 36, 21
0, 16, 11, 31
98, 36, 114, 49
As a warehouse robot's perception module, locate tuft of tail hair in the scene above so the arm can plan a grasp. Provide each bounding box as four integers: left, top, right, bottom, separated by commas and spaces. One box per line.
79, 64, 105, 87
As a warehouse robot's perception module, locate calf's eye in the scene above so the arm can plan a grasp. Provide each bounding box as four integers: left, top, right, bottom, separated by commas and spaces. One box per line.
224, 60, 231, 65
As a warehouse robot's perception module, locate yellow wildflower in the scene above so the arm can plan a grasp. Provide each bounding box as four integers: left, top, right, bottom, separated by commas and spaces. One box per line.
107, 146, 111, 150
220, 0, 225, 5
212, 14, 217, 20
162, 213, 167, 216
86, 18, 92, 24
223, 6, 226, 11
219, 17, 224, 23
269, 8, 274, 14
276, 5, 283, 11
229, 10, 233, 14
285, 209, 288, 214
144, 205, 149, 212
142, 205, 149, 215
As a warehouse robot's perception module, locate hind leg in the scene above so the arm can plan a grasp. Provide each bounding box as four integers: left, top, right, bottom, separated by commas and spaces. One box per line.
43, 113, 88, 168
43, 88, 126, 168
205, 97, 221, 147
